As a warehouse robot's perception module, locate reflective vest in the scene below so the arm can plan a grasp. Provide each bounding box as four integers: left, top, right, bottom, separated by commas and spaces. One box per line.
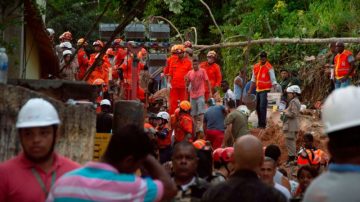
334, 50, 353, 80
253, 61, 272, 92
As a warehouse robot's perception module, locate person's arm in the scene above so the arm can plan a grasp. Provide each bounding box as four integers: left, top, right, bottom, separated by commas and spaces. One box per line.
215, 65, 222, 88
223, 123, 233, 147
269, 68, 278, 85
281, 176, 291, 192
207, 79, 212, 98
345, 55, 356, 79
248, 71, 256, 94
284, 101, 298, 119
143, 155, 177, 201
234, 77, 244, 88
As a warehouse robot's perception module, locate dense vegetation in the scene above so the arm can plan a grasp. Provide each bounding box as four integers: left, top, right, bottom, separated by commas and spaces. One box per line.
44, 0, 360, 82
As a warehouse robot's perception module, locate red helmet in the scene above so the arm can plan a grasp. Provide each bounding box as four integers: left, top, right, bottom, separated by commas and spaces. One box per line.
93, 40, 104, 48
92, 78, 105, 85
184, 40, 192, 48
213, 148, 224, 162
59, 31, 72, 41
213, 147, 234, 163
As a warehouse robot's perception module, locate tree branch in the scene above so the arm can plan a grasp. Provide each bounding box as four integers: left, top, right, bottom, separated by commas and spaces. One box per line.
150, 15, 183, 43
199, 0, 223, 41
193, 37, 360, 50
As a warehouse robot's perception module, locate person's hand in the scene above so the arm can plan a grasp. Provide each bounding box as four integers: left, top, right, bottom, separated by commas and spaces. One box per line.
163, 161, 173, 174
167, 83, 172, 89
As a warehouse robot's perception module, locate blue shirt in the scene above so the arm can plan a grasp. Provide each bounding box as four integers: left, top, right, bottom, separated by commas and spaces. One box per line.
204, 105, 225, 131
234, 76, 243, 100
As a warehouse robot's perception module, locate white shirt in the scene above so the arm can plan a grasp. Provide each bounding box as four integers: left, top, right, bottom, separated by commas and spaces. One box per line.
275, 182, 291, 201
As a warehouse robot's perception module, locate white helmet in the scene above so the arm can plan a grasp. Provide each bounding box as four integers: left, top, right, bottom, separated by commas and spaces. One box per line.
62, 50, 72, 56
16, 98, 60, 128
157, 111, 170, 122
286, 85, 301, 94
100, 99, 111, 106
47, 28, 55, 36
60, 42, 72, 49
322, 86, 360, 134
237, 105, 250, 117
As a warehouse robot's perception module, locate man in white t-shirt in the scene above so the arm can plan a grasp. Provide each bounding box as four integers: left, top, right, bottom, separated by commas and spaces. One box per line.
221, 80, 236, 107
260, 157, 291, 201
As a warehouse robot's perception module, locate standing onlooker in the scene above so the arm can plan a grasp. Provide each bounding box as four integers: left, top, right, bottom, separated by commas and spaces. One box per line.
59, 50, 78, 81
234, 70, 245, 107
204, 98, 226, 150
96, 99, 113, 133
0, 98, 80, 202
202, 135, 287, 202
221, 80, 236, 107
185, 56, 212, 137
333, 42, 356, 89
281, 85, 301, 166
47, 125, 177, 202
260, 157, 291, 200
172, 141, 209, 201
304, 86, 360, 202
223, 99, 249, 147
248, 51, 278, 128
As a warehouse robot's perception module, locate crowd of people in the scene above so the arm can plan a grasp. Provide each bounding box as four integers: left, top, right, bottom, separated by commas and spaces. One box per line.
1, 29, 360, 202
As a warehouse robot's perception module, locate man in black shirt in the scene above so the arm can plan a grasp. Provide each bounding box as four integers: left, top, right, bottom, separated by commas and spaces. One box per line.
96, 99, 113, 133
201, 135, 286, 202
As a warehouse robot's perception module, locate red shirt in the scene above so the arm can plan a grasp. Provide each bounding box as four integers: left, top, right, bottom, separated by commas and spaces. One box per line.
169, 57, 192, 88
0, 153, 80, 202
185, 68, 209, 98
77, 48, 89, 80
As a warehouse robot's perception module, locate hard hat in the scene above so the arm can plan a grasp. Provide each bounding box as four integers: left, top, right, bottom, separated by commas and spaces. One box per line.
157, 111, 170, 122
59, 42, 72, 49
113, 38, 122, 45
221, 147, 235, 163
193, 139, 206, 150
179, 100, 191, 111
184, 41, 192, 48
59, 31, 72, 41
213, 148, 224, 162
93, 40, 104, 48
260, 51, 267, 58
286, 85, 301, 94
100, 99, 111, 106
77, 38, 88, 46
62, 50, 72, 56
322, 86, 360, 133
207, 50, 217, 58
174, 44, 185, 53
47, 28, 55, 36
106, 48, 115, 56
137, 48, 147, 59
237, 105, 250, 117
92, 78, 105, 85
16, 98, 60, 128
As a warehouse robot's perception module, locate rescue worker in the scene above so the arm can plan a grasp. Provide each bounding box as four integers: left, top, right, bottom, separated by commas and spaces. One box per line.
200, 50, 222, 101
0, 98, 80, 202
56, 31, 74, 62
211, 147, 235, 185
59, 50, 78, 81
89, 40, 108, 66
96, 99, 113, 133
112, 38, 127, 67
87, 55, 109, 86
168, 45, 192, 115
156, 111, 172, 163
304, 86, 360, 202
333, 41, 356, 89
174, 100, 194, 143
76, 38, 89, 80
162, 45, 178, 89
281, 85, 301, 166
248, 51, 278, 129
92, 78, 108, 113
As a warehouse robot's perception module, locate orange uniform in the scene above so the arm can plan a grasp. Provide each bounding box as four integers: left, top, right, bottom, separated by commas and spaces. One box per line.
156, 125, 171, 148
164, 54, 178, 76
200, 62, 222, 100
253, 61, 273, 92
114, 48, 127, 66
86, 63, 109, 85
77, 48, 88, 80
168, 57, 192, 114
334, 49, 354, 80
174, 113, 194, 143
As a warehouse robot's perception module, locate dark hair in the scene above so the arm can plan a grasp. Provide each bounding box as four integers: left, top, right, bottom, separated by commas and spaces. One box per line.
173, 141, 196, 155
304, 133, 314, 142
280, 69, 289, 73
221, 80, 229, 86
260, 51, 267, 58
265, 144, 281, 162
196, 149, 213, 179
297, 165, 318, 179
328, 125, 360, 162
103, 124, 153, 164
227, 99, 236, 109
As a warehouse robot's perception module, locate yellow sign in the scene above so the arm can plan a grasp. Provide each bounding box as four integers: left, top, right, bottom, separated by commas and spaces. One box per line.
93, 133, 112, 161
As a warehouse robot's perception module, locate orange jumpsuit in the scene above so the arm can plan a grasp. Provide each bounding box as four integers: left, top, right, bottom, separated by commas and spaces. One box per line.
200, 62, 222, 100
77, 48, 88, 80
168, 57, 192, 115
174, 113, 194, 143
86, 62, 109, 85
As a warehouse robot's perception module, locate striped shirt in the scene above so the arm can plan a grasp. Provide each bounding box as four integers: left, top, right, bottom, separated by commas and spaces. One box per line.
46, 162, 164, 202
